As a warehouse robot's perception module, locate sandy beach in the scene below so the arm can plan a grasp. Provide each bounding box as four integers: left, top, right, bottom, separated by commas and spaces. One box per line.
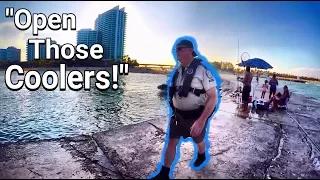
0, 70, 319, 179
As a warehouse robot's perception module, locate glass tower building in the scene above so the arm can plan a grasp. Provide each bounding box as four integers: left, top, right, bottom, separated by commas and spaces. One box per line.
94, 6, 127, 61
76, 29, 102, 48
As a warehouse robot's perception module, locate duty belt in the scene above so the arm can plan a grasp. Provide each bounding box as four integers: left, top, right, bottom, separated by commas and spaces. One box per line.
173, 106, 205, 119
173, 106, 217, 120
176, 86, 206, 97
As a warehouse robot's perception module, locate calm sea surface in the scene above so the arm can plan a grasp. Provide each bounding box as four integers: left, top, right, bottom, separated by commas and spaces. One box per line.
0, 71, 319, 144
0, 71, 168, 144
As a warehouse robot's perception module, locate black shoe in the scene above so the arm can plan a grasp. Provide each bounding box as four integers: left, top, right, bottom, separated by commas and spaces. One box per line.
150, 172, 169, 179
193, 153, 206, 167
150, 166, 170, 179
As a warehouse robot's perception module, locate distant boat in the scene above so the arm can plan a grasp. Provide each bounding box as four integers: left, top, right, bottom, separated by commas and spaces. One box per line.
277, 76, 307, 84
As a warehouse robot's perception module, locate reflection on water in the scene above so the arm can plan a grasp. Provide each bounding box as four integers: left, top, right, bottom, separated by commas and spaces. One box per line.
0, 71, 168, 144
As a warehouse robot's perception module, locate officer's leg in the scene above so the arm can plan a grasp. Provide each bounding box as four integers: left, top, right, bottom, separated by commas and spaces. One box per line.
164, 138, 180, 167
150, 138, 179, 179
165, 114, 184, 168
150, 116, 182, 179
191, 123, 209, 168
196, 140, 206, 154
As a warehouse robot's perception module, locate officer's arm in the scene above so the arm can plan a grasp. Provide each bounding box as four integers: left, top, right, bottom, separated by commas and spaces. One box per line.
198, 68, 218, 122
199, 88, 217, 122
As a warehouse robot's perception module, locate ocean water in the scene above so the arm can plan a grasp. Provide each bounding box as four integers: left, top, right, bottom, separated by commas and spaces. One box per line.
277, 80, 320, 102
0, 70, 319, 144
0, 71, 169, 144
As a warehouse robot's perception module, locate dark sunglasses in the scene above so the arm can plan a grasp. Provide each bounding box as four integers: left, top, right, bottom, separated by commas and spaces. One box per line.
175, 46, 189, 51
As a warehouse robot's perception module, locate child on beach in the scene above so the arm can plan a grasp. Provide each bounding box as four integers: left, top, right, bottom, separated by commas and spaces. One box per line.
261, 80, 268, 99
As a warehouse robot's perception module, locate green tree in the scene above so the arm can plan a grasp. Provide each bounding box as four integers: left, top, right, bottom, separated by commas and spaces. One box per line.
122, 55, 139, 67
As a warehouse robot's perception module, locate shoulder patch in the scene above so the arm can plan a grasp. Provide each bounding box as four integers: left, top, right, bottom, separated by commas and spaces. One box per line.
205, 69, 214, 79
206, 69, 215, 83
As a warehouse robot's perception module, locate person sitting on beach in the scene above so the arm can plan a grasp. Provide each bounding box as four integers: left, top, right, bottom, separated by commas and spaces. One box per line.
261, 80, 268, 99
266, 85, 290, 111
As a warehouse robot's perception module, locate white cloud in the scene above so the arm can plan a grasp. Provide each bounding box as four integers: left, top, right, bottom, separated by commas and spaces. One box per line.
291, 68, 320, 79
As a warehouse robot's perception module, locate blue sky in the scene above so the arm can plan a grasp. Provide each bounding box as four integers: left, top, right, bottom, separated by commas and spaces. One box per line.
0, 1, 319, 78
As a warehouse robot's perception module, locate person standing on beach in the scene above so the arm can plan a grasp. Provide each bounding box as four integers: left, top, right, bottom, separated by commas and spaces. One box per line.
261, 80, 268, 99
241, 66, 253, 112
149, 39, 219, 179
269, 74, 279, 99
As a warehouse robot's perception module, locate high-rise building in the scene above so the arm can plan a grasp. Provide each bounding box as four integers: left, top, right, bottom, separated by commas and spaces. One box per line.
77, 29, 102, 48
94, 5, 127, 61
27, 39, 57, 61
6, 47, 21, 62
0, 49, 6, 61
0, 47, 21, 62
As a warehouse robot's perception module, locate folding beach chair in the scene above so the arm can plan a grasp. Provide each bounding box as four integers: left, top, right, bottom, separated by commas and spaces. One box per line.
278, 92, 293, 110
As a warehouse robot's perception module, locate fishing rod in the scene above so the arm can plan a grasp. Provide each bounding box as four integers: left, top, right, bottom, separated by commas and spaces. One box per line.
286, 112, 320, 153
217, 109, 320, 133
237, 37, 240, 88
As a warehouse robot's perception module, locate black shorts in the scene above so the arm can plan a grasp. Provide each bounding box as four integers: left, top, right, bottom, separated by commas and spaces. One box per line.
169, 107, 215, 143
270, 88, 276, 94
242, 85, 251, 102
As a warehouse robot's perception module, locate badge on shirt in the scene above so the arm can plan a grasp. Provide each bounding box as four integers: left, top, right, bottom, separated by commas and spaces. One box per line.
186, 68, 193, 74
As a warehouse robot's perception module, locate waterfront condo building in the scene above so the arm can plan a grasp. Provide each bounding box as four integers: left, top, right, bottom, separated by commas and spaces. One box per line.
0, 49, 6, 61
0, 46, 21, 62
77, 29, 102, 48
27, 39, 57, 61
94, 5, 127, 61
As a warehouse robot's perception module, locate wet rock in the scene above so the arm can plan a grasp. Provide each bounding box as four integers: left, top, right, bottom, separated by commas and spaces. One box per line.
267, 126, 320, 179
0, 137, 122, 179
0, 141, 96, 179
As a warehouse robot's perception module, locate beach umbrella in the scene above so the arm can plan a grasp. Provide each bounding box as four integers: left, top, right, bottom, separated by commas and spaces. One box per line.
237, 58, 273, 101
237, 58, 273, 70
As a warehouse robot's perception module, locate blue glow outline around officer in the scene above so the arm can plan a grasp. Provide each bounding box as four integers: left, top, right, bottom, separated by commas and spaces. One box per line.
148, 36, 222, 179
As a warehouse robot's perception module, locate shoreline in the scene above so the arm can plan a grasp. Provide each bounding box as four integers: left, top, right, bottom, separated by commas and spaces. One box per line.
0, 77, 235, 146
0, 66, 170, 74
1, 76, 319, 145
1, 66, 319, 83
1, 77, 320, 178
1, 65, 319, 104
1, 66, 320, 104
0, 77, 320, 178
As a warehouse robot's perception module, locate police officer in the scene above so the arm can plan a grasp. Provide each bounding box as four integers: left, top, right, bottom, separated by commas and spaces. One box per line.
150, 39, 219, 179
